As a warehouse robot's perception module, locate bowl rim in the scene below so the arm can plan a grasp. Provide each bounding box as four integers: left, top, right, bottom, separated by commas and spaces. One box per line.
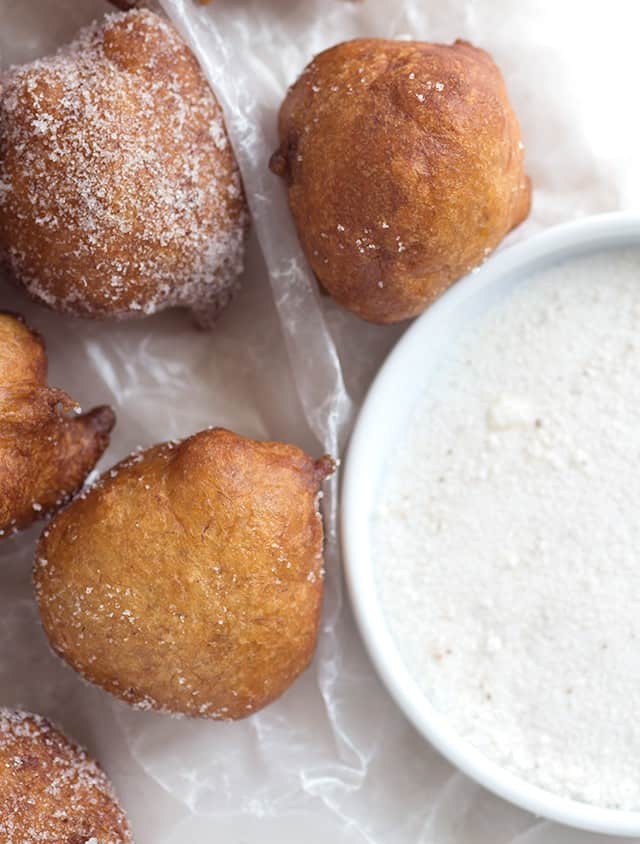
341, 211, 640, 837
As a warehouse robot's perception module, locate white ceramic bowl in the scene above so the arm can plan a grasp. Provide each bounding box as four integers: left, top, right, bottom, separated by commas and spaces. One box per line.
341, 212, 640, 837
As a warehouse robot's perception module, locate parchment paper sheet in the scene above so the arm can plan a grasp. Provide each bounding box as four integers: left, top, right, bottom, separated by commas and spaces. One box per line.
1, 0, 640, 841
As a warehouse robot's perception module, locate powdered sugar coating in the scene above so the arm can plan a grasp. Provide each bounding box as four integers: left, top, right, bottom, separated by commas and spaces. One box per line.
0, 9, 247, 324
0, 709, 131, 842
377, 249, 640, 809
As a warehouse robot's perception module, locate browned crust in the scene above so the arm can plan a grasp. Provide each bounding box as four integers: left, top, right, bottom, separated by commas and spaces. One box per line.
0, 312, 115, 537
0, 10, 247, 324
35, 428, 334, 720
0, 709, 131, 842
108, 0, 145, 8
271, 38, 531, 324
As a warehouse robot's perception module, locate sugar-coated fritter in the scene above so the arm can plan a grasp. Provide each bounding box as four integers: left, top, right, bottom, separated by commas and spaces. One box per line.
35, 428, 334, 719
271, 38, 530, 323
0, 10, 248, 326
0, 312, 114, 538
0, 709, 131, 843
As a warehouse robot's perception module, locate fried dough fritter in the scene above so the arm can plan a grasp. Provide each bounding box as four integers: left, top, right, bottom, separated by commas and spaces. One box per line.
0, 312, 114, 538
0, 710, 131, 843
0, 10, 248, 326
271, 38, 531, 323
35, 428, 334, 719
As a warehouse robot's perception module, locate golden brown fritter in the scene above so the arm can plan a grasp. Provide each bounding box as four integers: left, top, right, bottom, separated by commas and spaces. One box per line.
0, 312, 114, 538
271, 38, 530, 324
35, 428, 334, 719
0, 10, 248, 326
0, 709, 131, 843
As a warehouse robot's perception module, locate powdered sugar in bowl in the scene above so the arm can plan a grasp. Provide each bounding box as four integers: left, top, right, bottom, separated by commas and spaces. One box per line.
342, 213, 640, 836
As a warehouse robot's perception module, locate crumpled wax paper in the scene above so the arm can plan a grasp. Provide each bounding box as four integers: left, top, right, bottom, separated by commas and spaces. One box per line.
1, 0, 639, 841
